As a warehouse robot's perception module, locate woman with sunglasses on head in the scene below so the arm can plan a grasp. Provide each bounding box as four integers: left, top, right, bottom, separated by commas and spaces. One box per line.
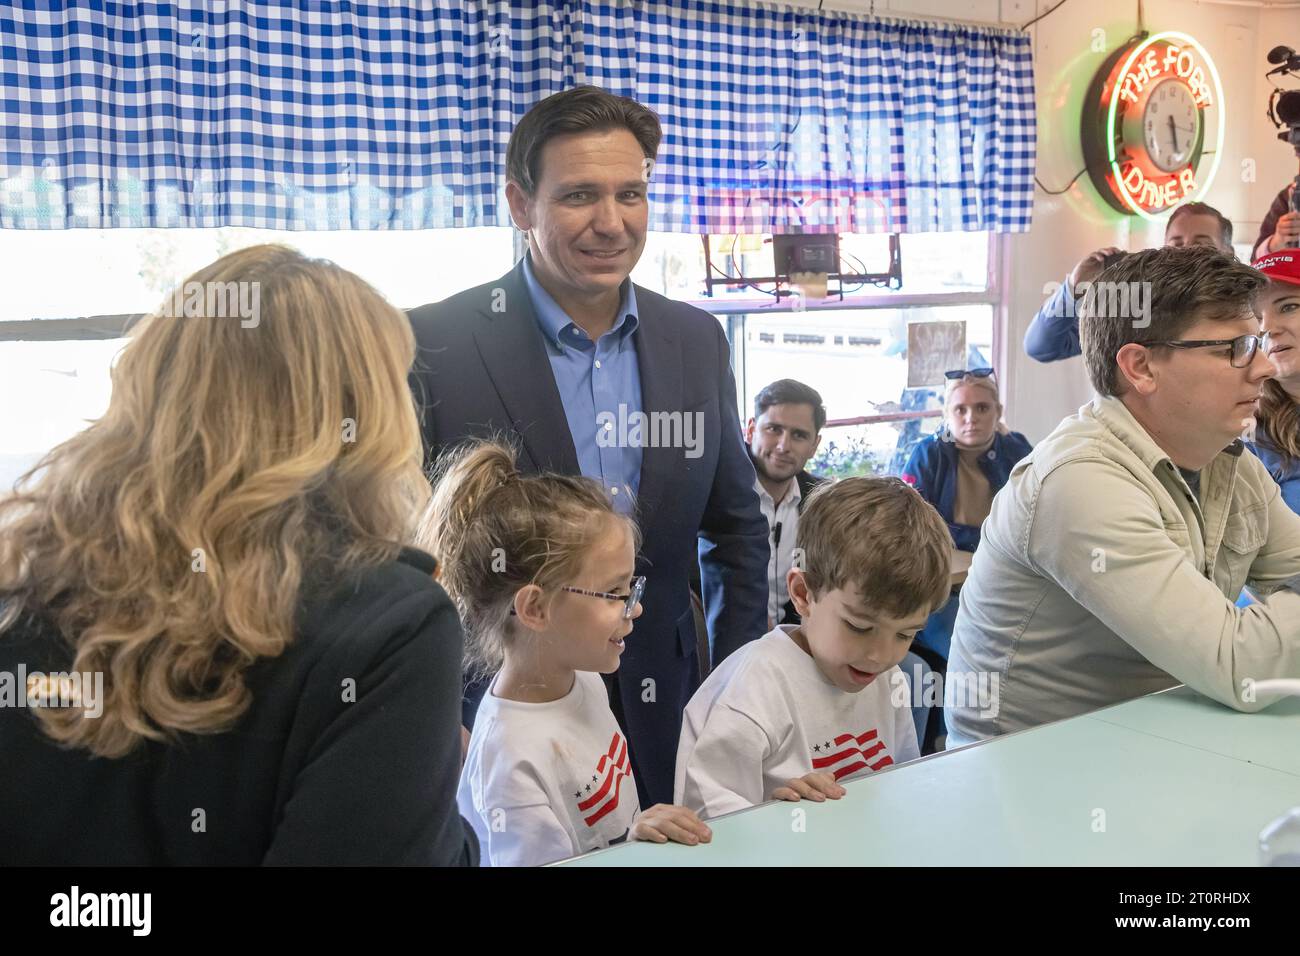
902, 369, 1033, 561
900, 370, 1032, 745
418, 438, 711, 866
1248, 251, 1300, 513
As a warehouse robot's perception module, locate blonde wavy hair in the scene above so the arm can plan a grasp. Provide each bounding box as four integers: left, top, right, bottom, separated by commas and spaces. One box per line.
0, 244, 431, 757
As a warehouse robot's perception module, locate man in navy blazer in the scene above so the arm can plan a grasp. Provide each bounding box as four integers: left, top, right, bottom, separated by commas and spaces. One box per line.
408, 86, 768, 806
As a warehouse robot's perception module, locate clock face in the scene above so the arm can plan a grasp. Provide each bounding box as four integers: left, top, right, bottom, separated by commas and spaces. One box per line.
1141, 78, 1200, 174
1082, 34, 1222, 217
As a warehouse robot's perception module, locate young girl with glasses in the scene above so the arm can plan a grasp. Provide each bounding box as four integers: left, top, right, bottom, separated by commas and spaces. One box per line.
418, 438, 710, 866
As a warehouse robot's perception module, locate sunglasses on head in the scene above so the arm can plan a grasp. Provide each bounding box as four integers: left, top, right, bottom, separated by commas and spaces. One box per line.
944, 367, 995, 380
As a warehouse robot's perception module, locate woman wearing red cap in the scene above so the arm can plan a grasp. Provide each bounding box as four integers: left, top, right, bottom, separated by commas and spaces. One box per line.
1250, 250, 1300, 512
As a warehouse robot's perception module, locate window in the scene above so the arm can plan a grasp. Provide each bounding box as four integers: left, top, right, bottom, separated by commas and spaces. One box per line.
841, 232, 991, 295
631, 232, 993, 302
635, 230, 1002, 479
0, 227, 516, 322
742, 303, 994, 479
0, 227, 517, 487
0, 337, 127, 491
3, 226, 1001, 490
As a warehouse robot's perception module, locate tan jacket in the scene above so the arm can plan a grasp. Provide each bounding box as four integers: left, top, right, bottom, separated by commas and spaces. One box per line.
947, 396, 1300, 744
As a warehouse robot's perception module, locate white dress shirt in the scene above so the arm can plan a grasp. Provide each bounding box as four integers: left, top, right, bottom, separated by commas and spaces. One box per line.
755, 476, 802, 625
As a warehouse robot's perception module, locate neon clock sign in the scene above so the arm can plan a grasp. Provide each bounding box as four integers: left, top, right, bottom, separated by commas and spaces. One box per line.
1081, 32, 1225, 220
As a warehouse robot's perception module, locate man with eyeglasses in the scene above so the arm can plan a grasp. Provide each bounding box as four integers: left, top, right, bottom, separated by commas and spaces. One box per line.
946, 245, 1300, 746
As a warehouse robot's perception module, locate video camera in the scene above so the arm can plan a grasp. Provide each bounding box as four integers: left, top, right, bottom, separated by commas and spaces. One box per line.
1264, 45, 1300, 212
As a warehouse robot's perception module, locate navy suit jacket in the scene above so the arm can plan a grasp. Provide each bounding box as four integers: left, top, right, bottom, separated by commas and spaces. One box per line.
407, 260, 769, 805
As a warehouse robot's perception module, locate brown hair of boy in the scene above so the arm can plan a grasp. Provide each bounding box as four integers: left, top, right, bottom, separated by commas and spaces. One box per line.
797, 476, 952, 619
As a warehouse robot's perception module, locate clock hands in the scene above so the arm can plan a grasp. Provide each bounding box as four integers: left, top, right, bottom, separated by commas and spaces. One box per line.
1167, 115, 1179, 154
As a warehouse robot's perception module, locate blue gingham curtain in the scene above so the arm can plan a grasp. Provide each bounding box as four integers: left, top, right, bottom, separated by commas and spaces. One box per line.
586, 2, 1036, 233
0, 0, 1035, 233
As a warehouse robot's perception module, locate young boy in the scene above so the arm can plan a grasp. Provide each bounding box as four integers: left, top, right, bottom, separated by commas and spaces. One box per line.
674, 477, 953, 819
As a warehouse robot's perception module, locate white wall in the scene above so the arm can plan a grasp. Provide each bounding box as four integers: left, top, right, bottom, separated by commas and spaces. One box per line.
1005, 0, 1273, 440
782, 0, 1297, 441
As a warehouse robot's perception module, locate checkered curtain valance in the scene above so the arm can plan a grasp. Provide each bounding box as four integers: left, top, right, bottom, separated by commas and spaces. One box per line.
0, 0, 1035, 233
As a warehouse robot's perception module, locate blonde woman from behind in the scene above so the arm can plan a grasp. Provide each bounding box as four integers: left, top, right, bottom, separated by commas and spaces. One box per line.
0, 244, 476, 865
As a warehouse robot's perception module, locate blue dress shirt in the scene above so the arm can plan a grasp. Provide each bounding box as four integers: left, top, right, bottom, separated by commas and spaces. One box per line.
521, 255, 644, 514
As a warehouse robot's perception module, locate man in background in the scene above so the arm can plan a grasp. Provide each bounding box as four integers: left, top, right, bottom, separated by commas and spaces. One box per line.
1024, 201, 1235, 362
744, 378, 827, 627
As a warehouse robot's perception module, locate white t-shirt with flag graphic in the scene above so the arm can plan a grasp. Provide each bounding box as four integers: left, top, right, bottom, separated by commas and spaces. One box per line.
458, 669, 640, 867
674, 625, 919, 819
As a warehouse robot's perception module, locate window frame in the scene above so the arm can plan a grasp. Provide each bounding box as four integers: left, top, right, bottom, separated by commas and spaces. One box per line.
0, 315, 137, 341
702, 233, 1008, 428
0, 227, 529, 342
0, 234, 1011, 426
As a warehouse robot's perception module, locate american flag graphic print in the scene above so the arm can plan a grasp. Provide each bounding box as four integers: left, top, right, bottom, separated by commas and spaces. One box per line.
574, 731, 632, 827
810, 728, 894, 780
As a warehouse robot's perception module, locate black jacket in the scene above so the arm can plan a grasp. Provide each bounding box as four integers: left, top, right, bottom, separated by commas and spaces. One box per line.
778, 470, 828, 626
0, 547, 478, 866
1254, 182, 1296, 259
